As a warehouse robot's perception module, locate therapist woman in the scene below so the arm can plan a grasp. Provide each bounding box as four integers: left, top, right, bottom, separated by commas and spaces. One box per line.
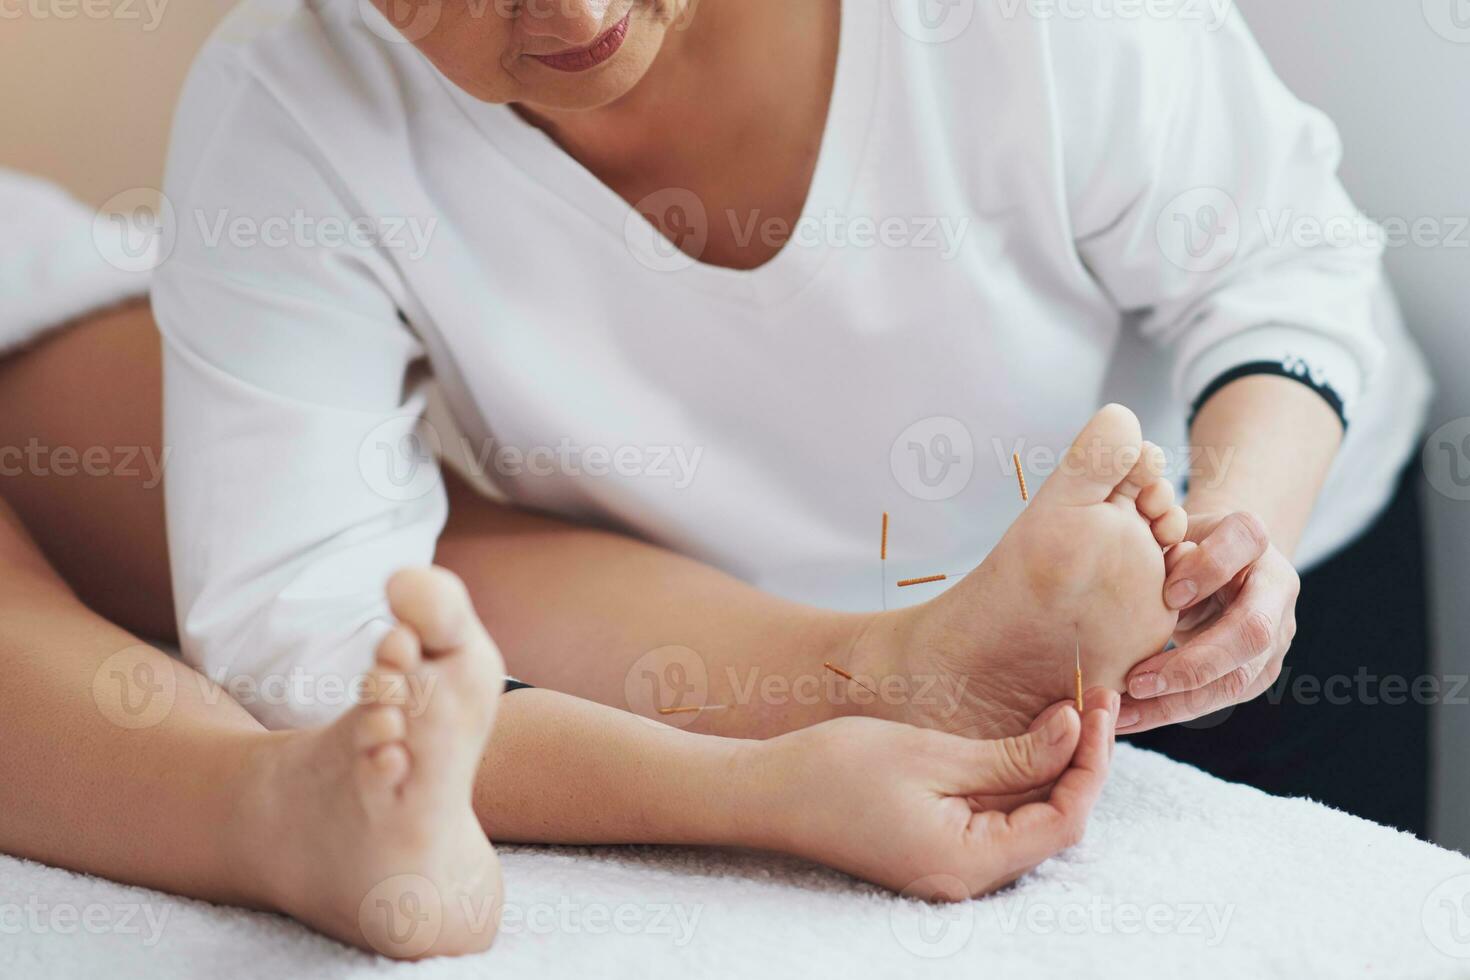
154, 0, 1431, 838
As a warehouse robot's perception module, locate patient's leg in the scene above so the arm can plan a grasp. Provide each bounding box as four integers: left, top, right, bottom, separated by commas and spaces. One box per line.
0, 500, 506, 957
0, 299, 174, 640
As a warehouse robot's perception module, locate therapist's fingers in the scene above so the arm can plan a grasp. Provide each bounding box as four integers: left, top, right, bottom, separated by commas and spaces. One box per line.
1128, 572, 1283, 699
966, 694, 1107, 811
1164, 511, 1270, 610
950, 704, 1081, 798
968, 690, 1118, 878
1163, 540, 1197, 576
1116, 652, 1279, 734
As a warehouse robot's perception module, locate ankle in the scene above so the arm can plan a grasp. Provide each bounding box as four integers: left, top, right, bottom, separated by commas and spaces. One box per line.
839, 607, 923, 723
222, 731, 310, 914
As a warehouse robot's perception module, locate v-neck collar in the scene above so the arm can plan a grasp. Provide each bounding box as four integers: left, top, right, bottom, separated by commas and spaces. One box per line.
442, 0, 881, 308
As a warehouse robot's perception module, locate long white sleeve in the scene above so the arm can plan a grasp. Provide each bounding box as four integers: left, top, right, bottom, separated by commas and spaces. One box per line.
1055, 10, 1386, 421
153, 47, 445, 729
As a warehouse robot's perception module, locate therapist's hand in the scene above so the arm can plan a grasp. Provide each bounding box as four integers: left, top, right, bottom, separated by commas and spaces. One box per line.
1117, 510, 1299, 733
764, 689, 1119, 898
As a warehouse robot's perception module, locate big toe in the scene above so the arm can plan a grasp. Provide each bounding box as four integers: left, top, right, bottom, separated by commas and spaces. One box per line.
387, 567, 478, 656
1040, 403, 1144, 506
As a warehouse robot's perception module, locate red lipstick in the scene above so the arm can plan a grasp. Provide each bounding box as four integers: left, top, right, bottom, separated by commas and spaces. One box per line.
529, 14, 631, 73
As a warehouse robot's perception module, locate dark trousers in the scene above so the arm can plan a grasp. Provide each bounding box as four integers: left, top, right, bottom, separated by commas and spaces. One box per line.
1130, 465, 1431, 837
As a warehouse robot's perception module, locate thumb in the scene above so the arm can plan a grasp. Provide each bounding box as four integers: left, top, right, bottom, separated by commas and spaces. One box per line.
951, 703, 1081, 797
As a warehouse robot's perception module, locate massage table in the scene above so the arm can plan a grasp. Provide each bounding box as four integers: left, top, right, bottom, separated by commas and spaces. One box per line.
4, 745, 1467, 979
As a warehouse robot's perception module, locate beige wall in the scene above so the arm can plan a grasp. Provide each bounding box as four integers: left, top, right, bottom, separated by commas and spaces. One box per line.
0, 0, 236, 207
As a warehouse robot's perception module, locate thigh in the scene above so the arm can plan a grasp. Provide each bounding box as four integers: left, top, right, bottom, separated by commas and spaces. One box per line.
1130, 465, 1431, 836
0, 301, 174, 640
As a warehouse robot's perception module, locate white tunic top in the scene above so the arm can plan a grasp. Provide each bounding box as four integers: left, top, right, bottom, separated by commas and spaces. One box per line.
153, 0, 1430, 728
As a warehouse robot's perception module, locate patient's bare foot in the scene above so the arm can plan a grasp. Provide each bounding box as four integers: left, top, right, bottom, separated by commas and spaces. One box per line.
854, 405, 1185, 739
242, 567, 506, 959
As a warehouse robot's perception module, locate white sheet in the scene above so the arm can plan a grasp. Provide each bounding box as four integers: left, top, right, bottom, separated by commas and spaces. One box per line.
0, 170, 152, 355
3, 746, 1466, 979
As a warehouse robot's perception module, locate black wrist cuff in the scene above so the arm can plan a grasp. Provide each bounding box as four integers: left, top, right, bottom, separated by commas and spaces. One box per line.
1189, 360, 1348, 431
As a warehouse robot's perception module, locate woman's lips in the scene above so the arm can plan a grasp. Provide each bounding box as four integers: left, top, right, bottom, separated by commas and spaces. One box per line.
529, 14, 631, 73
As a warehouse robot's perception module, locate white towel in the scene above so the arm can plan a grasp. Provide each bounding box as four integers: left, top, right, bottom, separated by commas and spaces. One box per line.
2, 745, 1465, 979
0, 170, 154, 355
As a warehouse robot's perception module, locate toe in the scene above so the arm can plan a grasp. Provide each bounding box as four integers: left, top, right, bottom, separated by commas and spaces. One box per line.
358, 743, 411, 794
1164, 539, 1197, 574
1135, 475, 1176, 520
1151, 506, 1188, 547
355, 704, 407, 750
1109, 441, 1167, 503
377, 625, 423, 672
367, 666, 411, 707
1039, 403, 1144, 506
387, 567, 477, 656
